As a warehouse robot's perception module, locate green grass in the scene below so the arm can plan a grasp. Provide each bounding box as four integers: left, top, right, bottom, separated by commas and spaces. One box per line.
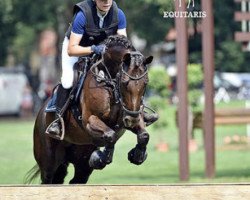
0, 119, 34, 184
1, 100, 250, 184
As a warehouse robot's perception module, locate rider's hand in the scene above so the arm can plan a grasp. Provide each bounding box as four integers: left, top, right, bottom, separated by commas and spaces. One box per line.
91, 44, 106, 55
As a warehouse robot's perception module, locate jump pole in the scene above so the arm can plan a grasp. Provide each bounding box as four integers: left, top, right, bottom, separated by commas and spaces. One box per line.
1, 184, 250, 200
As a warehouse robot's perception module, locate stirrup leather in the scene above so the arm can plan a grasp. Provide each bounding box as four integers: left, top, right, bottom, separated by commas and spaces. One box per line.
45, 115, 65, 140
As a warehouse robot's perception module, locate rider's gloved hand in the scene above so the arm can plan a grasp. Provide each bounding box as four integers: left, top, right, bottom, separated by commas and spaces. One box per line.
91, 44, 106, 55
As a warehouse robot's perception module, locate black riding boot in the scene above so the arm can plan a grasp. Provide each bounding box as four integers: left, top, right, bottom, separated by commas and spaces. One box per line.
143, 112, 159, 126
46, 84, 71, 139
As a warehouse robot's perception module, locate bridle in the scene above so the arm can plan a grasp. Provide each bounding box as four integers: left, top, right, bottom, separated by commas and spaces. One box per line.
117, 53, 148, 117
90, 52, 148, 117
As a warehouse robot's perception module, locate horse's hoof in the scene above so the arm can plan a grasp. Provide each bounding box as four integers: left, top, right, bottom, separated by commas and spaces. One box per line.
103, 130, 116, 143
89, 150, 106, 170
128, 147, 148, 165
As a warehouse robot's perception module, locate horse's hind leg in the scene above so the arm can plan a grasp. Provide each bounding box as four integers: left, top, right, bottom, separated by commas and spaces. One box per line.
70, 161, 93, 184
40, 160, 64, 184
52, 163, 69, 184
68, 145, 96, 184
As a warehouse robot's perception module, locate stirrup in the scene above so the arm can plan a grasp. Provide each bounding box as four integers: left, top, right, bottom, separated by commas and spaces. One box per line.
45, 115, 65, 140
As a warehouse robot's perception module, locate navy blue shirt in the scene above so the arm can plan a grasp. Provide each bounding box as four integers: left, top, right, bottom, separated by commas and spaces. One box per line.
72, 9, 126, 35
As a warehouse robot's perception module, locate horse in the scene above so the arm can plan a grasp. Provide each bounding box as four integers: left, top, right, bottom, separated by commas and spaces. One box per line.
26, 35, 154, 184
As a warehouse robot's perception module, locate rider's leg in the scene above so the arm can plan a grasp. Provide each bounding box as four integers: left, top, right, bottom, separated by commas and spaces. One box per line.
143, 112, 159, 126
61, 37, 78, 89
46, 84, 71, 136
46, 37, 78, 137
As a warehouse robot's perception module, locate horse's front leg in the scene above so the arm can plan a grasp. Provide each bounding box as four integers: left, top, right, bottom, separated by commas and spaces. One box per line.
87, 115, 116, 169
87, 115, 116, 143
128, 116, 149, 165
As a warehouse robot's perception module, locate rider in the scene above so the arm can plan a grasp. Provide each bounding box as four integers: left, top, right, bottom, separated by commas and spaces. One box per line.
47, 0, 158, 138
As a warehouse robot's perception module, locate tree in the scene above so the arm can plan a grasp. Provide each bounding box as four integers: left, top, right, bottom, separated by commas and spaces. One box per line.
119, 0, 173, 47
189, 0, 250, 72
0, 0, 173, 65
0, 0, 16, 65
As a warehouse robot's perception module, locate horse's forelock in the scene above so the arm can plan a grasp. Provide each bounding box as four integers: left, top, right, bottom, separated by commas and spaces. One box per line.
130, 53, 144, 68
104, 35, 134, 50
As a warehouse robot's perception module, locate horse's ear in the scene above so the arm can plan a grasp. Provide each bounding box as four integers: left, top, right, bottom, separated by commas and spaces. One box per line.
144, 56, 153, 65
123, 53, 131, 66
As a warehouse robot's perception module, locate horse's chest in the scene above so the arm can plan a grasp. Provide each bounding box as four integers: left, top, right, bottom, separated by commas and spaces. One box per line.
102, 104, 121, 124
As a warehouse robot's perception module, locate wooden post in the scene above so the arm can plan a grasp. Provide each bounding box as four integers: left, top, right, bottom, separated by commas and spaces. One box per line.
175, 1, 189, 181
201, 0, 215, 178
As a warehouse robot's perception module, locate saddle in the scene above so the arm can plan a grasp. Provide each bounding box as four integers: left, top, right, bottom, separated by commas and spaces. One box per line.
45, 55, 99, 129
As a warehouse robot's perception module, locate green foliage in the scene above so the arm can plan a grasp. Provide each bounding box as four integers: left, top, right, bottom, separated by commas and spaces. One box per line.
215, 41, 244, 72
147, 65, 170, 129
187, 63, 203, 109
2, 0, 250, 73
146, 95, 168, 129
189, 0, 250, 72
188, 63, 203, 89
147, 96, 167, 111
0, 0, 16, 65
110, 0, 174, 47
0, 0, 173, 65
12, 24, 36, 63
148, 65, 170, 98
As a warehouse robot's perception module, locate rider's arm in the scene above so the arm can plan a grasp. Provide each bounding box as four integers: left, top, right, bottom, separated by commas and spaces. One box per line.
117, 9, 127, 37
117, 28, 127, 37
68, 33, 93, 57
67, 11, 93, 57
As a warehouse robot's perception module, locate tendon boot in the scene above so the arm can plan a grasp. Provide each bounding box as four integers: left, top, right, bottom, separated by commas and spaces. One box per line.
46, 84, 71, 140
143, 112, 159, 126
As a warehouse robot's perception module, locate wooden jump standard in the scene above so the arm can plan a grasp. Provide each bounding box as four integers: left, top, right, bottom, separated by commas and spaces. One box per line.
1, 184, 250, 200
175, 0, 215, 180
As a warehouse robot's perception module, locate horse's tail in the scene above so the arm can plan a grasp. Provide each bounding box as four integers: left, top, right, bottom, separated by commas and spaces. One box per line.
23, 164, 40, 184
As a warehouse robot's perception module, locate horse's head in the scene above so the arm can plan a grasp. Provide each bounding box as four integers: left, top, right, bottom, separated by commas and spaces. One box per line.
118, 51, 153, 128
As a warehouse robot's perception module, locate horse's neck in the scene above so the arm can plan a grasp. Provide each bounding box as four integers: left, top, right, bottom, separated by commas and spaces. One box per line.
103, 59, 121, 78
104, 47, 130, 77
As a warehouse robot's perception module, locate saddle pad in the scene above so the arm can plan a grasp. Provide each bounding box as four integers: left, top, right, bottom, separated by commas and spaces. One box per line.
45, 84, 59, 113
45, 93, 57, 113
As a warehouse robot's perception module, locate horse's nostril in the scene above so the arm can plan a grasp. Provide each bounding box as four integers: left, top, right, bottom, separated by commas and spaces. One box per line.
123, 115, 140, 128
124, 118, 129, 124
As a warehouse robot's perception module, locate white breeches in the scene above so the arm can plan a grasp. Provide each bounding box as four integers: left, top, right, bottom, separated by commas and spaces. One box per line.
61, 37, 78, 89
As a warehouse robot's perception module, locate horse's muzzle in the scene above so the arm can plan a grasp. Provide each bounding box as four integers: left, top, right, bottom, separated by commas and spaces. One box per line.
123, 115, 140, 128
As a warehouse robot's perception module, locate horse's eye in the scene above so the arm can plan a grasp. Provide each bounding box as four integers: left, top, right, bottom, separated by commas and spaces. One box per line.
123, 64, 129, 72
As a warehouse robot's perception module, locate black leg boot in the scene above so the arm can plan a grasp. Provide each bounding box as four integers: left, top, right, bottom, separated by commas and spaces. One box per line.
143, 112, 159, 126
46, 84, 71, 139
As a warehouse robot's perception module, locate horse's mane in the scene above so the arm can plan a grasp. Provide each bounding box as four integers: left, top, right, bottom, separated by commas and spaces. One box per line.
103, 35, 135, 51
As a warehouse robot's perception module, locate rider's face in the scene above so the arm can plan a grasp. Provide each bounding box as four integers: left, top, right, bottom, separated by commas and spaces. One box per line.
95, 0, 113, 14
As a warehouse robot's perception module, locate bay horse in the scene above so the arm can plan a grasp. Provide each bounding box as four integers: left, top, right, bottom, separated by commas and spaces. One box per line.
26, 35, 154, 184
